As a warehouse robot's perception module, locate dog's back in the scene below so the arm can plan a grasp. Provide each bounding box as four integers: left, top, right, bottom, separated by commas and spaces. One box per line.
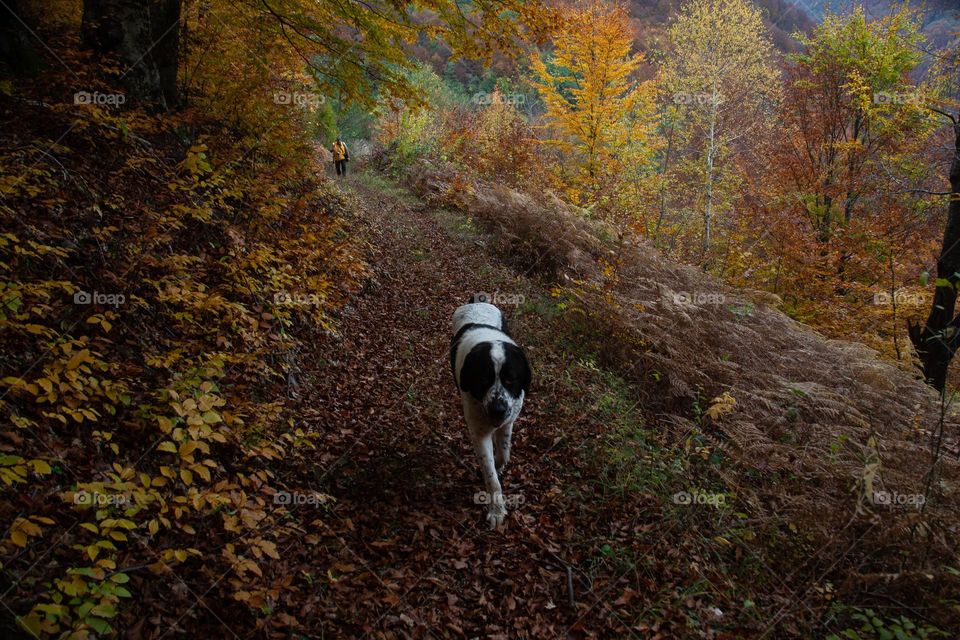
451, 302, 504, 336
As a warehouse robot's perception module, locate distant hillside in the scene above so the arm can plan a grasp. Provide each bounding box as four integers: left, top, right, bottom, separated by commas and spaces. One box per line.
408, 0, 818, 90
792, 0, 959, 48
629, 0, 817, 52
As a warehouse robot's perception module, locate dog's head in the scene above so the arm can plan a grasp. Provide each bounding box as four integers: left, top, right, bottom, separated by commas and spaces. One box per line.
460, 341, 531, 425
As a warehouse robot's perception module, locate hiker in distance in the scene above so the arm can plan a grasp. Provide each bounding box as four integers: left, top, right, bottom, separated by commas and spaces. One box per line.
331, 136, 349, 176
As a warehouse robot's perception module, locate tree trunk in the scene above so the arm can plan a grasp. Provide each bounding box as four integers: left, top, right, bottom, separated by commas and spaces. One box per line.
703, 107, 717, 261
909, 119, 960, 392
82, 0, 180, 108
0, 0, 41, 74
653, 121, 675, 245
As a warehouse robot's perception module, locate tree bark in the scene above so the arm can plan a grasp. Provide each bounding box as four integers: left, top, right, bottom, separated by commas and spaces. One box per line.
81, 0, 180, 108
909, 119, 960, 392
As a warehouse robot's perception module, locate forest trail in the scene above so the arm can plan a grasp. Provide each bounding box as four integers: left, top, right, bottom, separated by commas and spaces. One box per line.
285, 173, 669, 638
212, 167, 958, 639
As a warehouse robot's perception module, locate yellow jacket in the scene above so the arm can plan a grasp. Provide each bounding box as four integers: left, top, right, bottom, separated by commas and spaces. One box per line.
331, 141, 348, 161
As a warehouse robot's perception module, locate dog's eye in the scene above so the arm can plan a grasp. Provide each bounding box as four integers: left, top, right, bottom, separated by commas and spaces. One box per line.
502, 377, 513, 385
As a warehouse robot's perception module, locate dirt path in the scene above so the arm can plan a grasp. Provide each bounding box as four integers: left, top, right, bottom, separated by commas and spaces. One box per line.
284, 175, 661, 639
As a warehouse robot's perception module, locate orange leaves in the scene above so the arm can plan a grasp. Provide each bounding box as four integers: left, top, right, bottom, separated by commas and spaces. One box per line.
251, 538, 281, 561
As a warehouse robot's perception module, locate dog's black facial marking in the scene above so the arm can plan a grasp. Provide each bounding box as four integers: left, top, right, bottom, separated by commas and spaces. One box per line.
500, 343, 531, 397
460, 342, 495, 401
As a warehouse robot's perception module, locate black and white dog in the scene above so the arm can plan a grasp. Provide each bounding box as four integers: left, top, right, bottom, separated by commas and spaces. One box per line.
450, 298, 531, 528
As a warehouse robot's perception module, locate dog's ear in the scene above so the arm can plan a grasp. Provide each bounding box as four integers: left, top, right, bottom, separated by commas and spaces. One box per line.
460, 343, 495, 401
503, 343, 531, 395
517, 347, 531, 394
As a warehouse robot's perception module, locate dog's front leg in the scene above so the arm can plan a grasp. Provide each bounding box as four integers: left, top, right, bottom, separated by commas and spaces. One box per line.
494, 421, 513, 475
471, 432, 506, 529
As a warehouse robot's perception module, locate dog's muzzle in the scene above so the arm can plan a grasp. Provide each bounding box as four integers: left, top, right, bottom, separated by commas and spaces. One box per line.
486, 397, 508, 424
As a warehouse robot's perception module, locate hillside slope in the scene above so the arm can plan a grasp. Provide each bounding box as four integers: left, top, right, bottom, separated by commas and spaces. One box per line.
400, 160, 960, 636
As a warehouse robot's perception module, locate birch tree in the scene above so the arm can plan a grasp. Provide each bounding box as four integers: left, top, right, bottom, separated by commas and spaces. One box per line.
662, 0, 780, 261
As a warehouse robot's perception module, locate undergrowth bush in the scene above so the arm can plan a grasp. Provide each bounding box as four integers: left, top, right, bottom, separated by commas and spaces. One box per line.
0, 30, 365, 638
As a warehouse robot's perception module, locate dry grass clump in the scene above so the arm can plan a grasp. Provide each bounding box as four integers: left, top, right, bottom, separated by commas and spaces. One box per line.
405, 160, 608, 278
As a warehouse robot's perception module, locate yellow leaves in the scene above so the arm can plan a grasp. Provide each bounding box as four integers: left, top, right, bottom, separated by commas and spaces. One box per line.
179, 143, 212, 177
157, 441, 177, 454
0, 454, 49, 486
1, 376, 39, 396
29, 459, 52, 474
157, 415, 174, 433
222, 513, 241, 534
66, 348, 93, 371
158, 547, 201, 565
22, 323, 50, 335
146, 349, 184, 369
8, 516, 46, 548
179, 441, 198, 459
194, 464, 212, 483
112, 463, 135, 481
705, 392, 737, 422
87, 312, 115, 332
84, 539, 117, 561
37, 377, 54, 395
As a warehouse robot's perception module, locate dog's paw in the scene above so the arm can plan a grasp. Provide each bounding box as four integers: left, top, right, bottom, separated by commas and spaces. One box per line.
486, 505, 508, 529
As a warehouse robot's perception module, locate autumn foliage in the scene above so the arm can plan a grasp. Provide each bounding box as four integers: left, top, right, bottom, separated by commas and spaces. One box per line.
0, 8, 366, 638
4, 0, 960, 637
